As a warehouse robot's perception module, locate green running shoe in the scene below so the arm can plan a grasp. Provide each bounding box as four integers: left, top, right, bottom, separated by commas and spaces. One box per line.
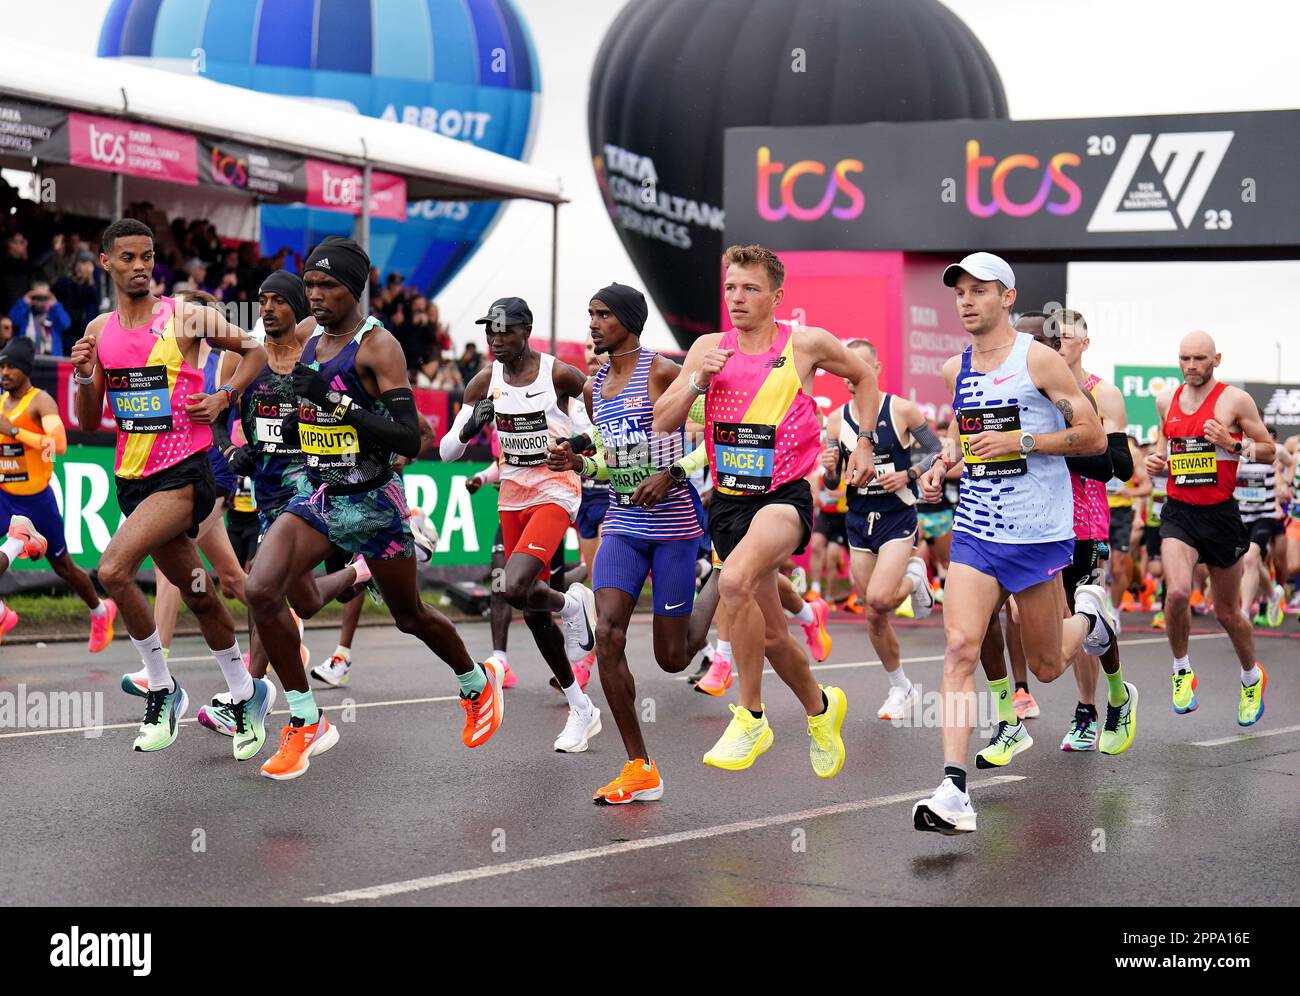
1238, 667, 1267, 727
1172, 668, 1198, 714
230, 678, 274, 761
975, 720, 1033, 768
132, 682, 189, 752
1100, 681, 1139, 755
1059, 706, 1099, 751
1252, 612, 1268, 628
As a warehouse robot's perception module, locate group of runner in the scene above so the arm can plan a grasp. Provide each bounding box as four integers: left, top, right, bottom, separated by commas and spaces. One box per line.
1, 225, 1291, 830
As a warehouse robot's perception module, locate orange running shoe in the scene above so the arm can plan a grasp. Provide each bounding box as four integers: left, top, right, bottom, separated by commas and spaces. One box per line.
1119, 591, 1137, 612
0, 602, 17, 644
87, 598, 117, 653
259, 713, 339, 781
594, 758, 664, 805
842, 593, 865, 615
6, 515, 47, 561
802, 596, 832, 662
461, 659, 504, 748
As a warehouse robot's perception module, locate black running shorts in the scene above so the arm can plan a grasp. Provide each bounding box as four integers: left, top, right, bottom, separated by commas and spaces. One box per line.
1160, 498, 1249, 569
115, 451, 216, 539
710, 478, 814, 564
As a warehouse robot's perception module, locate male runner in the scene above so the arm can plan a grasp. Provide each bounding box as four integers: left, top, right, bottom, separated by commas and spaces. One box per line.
574, 335, 609, 570
822, 339, 940, 720
1236, 434, 1287, 627
654, 244, 878, 779
246, 238, 498, 778
911, 253, 1118, 835
1146, 331, 1274, 725
71, 218, 273, 758
0, 336, 116, 649
439, 295, 599, 752
547, 282, 702, 803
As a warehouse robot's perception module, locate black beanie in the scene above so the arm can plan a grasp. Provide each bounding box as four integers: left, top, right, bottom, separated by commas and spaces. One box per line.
304, 236, 370, 300
0, 336, 34, 377
259, 270, 309, 322
592, 282, 648, 335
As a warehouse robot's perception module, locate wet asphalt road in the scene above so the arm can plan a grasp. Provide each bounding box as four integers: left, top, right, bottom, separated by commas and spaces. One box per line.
1, 609, 1297, 907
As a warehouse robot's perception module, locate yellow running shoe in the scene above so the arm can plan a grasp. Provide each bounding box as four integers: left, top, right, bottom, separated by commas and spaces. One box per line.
1099, 681, 1139, 755
1172, 668, 1198, 714
1238, 666, 1266, 727
807, 685, 848, 778
703, 704, 773, 771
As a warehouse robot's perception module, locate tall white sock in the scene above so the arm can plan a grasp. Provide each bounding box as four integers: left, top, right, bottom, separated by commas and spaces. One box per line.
89, 600, 107, 617
1172, 655, 1191, 675
792, 602, 815, 625
491, 649, 508, 667
213, 643, 255, 702
1, 536, 24, 561
887, 667, 911, 690
1241, 664, 1261, 686
715, 640, 733, 662
560, 588, 584, 619
561, 676, 590, 712
131, 630, 172, 691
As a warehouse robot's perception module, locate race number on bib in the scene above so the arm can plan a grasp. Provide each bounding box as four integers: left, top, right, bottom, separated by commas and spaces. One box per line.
857, 460, 895, 496
1169, 437, 1217, 486
496, 410, 549, 467
254, 416, 286, 451
609, 464, 652, 505
105, 365, 172, 433
0, 442, 27, 483
958, 405, 1025, 479
299, 423, 360, 467
714, 421, 775, 494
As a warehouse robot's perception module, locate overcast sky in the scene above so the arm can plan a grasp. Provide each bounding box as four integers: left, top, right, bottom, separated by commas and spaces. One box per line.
2, 0, 1297, 382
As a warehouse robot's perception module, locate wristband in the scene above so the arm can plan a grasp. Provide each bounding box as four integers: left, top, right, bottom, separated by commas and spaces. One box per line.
581, 456, 597, 477
689, 372, 709, 396
73, 370, 95, 385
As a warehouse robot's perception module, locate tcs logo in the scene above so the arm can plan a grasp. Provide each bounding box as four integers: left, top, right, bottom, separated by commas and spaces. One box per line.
715, 428, 739, 444
755, 146, 864, 222
88, 123, 126, 166
965, 140, 1082, 218
210, 147, 248, 188
958, 413, 984, 433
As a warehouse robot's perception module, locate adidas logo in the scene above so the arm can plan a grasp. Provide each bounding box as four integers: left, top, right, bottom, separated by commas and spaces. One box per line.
316, 258, 331, 269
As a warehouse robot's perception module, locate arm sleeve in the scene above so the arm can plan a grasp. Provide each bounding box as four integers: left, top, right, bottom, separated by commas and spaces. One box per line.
210, 408, 235, 453
477, 460, 501, 484
439, 403, 475, 461
342, 388, 421, 459
1108, 431, 1134, 482
678, 439, 709, 475
910, 420, 943, 473
1065, 448, 1114, 482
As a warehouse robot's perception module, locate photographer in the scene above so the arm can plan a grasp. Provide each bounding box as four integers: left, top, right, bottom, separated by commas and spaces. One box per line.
7, 281, 71, 355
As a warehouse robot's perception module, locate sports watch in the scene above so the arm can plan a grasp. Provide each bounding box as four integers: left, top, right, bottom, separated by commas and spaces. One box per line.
668, 462, 688, 485
1019, 431, 1036, 456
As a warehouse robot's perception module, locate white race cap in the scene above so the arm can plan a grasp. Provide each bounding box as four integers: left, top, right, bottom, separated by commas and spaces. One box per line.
942, 252, 1015, 290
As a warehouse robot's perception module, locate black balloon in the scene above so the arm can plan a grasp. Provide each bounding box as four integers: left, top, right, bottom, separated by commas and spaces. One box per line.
589, 0, 1008, 347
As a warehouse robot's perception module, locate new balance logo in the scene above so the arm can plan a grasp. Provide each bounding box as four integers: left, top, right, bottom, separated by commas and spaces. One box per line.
764, 356, 787, 369
1087, 131, 1233, 233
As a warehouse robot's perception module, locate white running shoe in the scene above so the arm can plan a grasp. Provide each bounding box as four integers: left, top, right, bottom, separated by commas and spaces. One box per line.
561, 584, 597, 663
912, 778, 977, 834
877, 682, 917, 721
905, 557, 934, 619
311, 653, 351, 687
554, 703, 601, 752
412, 522, 435, 563
1074, 584, 1119, 656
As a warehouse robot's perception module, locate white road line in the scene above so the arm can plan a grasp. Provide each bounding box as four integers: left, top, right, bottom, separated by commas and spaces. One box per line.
0, 694, 460, 740
1192, 724, 1300, 748
304, 774, 1027, 904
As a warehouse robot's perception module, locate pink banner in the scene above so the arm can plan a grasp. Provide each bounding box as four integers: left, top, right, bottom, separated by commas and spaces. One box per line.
305, 160, 407, 222
67, 112, 197, 185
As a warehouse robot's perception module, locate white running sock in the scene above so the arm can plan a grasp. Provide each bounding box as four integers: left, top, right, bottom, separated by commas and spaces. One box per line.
561, 677, 590, 712
560, 588, 584, 619
1241, 664, 1261, 687
811, 581, 822, 594
887, 667, 911, 690
792, 602, 815, 625
715, 640, 732, 662
333, 644, 352, 662
490, 649, 508, 667
89, 600, 107, 617
1172, 655, 1191, 675
1, 536, 25, 561
213, 643, 255, 702
132, 630, 172, 692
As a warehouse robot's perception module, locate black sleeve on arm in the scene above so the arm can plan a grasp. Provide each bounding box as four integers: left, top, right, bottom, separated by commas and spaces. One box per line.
1065, 447, 1113, 482
1108, 431, 1134, 481
210, 406, 235, 453
341, 388, 422, 458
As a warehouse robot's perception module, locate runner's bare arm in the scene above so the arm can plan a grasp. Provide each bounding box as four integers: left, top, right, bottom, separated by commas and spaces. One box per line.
799, 327, 879, 485
1146, 390, 1174, 475
1213, 387, 1276, 462
178, 300, 268, 424
994, 341, 1106, 457
647, 353, 681, 404
17, 391, 67, 460
919, 359, 963, 500
552, 359, 593, 448
652, 333, 725, 433
71, 313, 109, 432
821, 407, 844, 488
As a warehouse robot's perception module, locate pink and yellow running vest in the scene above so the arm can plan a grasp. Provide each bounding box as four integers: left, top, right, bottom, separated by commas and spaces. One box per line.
705, 322, 820, 497
1070, 373, 1110, 541
97, 296, 212, 479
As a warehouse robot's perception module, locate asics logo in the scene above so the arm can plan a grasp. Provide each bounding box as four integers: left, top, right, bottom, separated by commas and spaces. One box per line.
237, 736, 257, 752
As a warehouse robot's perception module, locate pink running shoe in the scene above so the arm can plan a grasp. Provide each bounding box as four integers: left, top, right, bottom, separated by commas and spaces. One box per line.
7, 514, 47, 560
551, 651, 594, 692
489, 656, 517, 689
695, 654, 734, 697
0, 603, 18, 644
802, 596, 832, 662
87, 598, 117, 653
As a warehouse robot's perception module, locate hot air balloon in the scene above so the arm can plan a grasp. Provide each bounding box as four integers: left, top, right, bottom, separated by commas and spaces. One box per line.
97, 0, 540, 293
588, 0, 1007, 348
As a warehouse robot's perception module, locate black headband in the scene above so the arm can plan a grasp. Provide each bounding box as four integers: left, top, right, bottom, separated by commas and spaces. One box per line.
592, 282, 647, 335
259, 270, 309, 322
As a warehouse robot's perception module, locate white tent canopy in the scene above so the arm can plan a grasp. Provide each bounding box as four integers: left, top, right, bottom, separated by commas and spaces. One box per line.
0, 43, 564, 204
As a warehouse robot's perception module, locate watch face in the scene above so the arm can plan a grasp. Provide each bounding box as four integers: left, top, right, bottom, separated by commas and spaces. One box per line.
326, 391, 342, 406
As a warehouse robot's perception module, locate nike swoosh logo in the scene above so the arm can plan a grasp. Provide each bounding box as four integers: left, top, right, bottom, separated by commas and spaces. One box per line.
525, 391, 545, 398
528, 543, 546, 551
1047, 564, 1066, 576
992, 374, 1016, 385
581, 617, 594, 652
664, 601, 686, 610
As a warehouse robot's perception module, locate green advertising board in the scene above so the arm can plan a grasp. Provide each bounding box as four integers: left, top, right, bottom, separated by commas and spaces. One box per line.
9, 447, 516, 571
1114, 366, 1182, 444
